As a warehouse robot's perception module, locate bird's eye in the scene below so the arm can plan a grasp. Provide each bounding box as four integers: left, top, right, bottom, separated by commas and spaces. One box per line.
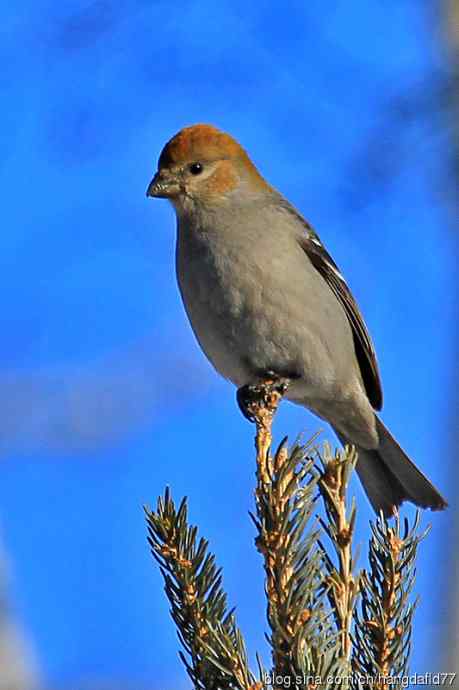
188, 162, 203, 175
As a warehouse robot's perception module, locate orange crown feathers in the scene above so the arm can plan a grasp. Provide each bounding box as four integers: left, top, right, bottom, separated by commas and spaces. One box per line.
157, 124, 269, 194
158, 124, 250, 168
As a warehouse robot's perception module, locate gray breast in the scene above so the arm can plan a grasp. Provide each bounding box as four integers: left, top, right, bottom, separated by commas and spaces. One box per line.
174, 203, 358, 398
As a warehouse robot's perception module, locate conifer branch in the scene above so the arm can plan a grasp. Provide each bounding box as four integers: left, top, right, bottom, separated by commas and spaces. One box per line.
145, 489, 257, 689
352, 512, 427, 688
317, 444, 361, 673
249, 385, 350, 688
146, 385, 428, 690
252, 436, 328, 682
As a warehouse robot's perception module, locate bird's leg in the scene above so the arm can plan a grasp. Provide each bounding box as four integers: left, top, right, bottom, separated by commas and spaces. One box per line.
236, 373, 290, 423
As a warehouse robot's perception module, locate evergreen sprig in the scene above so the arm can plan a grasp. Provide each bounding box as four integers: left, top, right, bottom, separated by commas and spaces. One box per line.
352, 512, 427, 689
146, 384, 428, 690
251, 436, 337, 686
317, 444, 361, 674
145, 489, 258, 690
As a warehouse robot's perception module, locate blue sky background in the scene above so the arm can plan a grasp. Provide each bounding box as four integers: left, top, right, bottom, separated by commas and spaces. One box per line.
0, 1, 457, 688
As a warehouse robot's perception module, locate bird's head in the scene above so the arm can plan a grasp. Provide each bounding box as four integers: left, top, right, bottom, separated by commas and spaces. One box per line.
146, 124, 269, 214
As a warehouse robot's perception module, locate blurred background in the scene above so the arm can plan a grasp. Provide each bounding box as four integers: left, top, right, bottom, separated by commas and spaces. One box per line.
0, 1, 458, 688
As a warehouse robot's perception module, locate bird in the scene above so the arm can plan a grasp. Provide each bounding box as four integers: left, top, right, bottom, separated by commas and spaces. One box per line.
146, 123, 447, 516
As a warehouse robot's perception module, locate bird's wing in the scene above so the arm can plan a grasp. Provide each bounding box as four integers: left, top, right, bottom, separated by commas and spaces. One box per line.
298, 223, 383, 410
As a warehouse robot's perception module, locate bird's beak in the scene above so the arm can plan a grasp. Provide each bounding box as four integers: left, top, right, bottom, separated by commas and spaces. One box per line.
146, 170, 180, 199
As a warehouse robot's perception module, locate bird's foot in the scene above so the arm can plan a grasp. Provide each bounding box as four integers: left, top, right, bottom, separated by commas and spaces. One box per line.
237, 374, 290, 423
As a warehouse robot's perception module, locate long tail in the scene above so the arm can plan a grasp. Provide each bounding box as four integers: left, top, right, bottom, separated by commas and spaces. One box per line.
336, 417, 447, 516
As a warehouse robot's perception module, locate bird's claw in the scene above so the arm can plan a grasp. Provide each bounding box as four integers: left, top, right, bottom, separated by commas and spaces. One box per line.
237, 376, 290, 423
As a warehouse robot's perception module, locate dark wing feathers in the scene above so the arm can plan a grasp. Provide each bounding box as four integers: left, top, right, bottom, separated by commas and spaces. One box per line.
298, 227, 383, 410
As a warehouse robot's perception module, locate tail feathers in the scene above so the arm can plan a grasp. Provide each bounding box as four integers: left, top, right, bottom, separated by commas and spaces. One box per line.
354, 450, 407, 516
336, 417, 447, 516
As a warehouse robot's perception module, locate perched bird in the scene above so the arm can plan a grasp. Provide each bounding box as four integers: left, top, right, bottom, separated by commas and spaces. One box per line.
147, 124, 447, 516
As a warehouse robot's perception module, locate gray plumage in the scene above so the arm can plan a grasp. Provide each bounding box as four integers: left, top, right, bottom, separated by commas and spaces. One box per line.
147, 124, 447, 516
